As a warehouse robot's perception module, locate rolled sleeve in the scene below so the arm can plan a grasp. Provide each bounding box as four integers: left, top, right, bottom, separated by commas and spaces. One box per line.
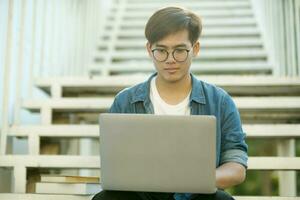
220, 94, 248, 168
221, 149, 248, 168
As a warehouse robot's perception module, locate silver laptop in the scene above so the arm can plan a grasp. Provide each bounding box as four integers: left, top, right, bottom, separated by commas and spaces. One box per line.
99, 114, 216, 194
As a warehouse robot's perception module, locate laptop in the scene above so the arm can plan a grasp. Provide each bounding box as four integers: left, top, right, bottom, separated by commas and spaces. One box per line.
99, 113, 216, 194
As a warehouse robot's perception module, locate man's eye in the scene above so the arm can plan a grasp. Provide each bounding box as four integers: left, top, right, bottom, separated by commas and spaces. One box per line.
157, 49, 166, 53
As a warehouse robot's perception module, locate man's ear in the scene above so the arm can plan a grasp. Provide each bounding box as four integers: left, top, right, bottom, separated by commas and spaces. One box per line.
146, 42, 153, 58
193, 41, 200, 57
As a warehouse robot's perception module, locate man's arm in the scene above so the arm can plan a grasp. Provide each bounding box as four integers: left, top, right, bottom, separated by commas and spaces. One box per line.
218, 93, 248, 189
216, 162, 246, 189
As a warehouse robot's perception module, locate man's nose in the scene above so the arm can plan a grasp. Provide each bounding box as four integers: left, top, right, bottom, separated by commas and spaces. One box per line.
165, 52, 176, 63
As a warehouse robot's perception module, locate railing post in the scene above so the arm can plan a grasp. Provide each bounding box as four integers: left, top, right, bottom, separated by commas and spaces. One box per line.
28, 133, 40, 155
277, 139, 297, 196
295, 0, 300, 76
28, 0, 37, 98
14, 0, 26, 126
0, 0, 14, 155
60, 0, 67, 76
39, 1, 47, 77
12, 166, 26, 193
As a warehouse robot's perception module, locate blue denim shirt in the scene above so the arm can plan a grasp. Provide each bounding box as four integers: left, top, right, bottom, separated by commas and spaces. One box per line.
108, 73, 248, 200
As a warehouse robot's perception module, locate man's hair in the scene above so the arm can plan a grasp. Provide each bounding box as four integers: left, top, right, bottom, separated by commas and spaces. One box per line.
145, 6, 202, 45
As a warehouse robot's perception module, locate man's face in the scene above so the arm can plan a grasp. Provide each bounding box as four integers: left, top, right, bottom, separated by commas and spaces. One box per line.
146, 29, 200, 83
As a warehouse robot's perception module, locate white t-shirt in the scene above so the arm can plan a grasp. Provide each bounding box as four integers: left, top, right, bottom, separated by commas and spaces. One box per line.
150, 77, 191, 115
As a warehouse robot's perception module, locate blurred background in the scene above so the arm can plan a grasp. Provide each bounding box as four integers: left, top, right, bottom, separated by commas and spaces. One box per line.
0, 0, 300, 197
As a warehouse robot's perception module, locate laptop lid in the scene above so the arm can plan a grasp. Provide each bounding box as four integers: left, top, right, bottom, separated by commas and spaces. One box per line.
99, 114, 216, 193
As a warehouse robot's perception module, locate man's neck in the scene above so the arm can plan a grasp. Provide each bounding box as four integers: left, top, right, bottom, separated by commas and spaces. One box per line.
155, 74, 192, 105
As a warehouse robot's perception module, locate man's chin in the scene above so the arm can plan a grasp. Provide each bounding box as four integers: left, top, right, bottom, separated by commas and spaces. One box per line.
162, 73, 183, 83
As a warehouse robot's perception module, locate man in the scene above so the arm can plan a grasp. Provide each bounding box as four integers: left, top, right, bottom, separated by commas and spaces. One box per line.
93, 6, 248, 200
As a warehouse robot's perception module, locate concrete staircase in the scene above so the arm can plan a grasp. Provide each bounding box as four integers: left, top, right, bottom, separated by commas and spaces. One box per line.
1, 0, 300, 199
90, 0, 271, 76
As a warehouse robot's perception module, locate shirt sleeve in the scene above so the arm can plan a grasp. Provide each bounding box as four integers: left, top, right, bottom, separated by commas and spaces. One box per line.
220, 93, 248, 168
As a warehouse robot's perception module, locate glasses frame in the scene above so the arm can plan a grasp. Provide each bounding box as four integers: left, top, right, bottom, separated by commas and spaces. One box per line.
151, 48, 191, 62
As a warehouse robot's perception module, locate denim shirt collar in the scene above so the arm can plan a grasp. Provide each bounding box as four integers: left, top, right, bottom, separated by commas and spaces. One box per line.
130, 72, 206, 105
190, 74, 206, 105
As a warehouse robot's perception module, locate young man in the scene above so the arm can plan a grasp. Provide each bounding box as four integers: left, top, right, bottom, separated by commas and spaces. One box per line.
93, 6, 248, 200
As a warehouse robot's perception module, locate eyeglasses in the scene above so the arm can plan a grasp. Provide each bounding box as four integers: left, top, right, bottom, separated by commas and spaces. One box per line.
151, 48, 191, 62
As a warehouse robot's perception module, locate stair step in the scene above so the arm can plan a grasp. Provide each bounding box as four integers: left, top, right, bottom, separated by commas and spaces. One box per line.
20, 97, 300, 124
94, 49, 268, 61
7, 124, 300, 138
0, 155, 99, 168
116, 9, 253, 18
0, 155, 300, 170
107, 18, 256, 28
22, 98, 112, 112
117, 1, 251, 10
0, 194, 92, 200
8, 125, 100, 137
234, 197, 300, 200
22, 97, 300, 112
127, 0, 250, 2
114, 17, 256, 24
101, 27, 261, 38
90, 63, 272, 75
0, 194, 299, 200
35, 75, 300, 96
98, 38, 264, 49
126, 0, 248, 2
110, 17, 256, 26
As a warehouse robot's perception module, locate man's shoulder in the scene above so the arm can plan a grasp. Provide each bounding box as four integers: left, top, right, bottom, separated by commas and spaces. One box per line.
109, 79, 149, 113
114, 79, 148, 102
195, 77, 229, 99
194, 77, 239, 118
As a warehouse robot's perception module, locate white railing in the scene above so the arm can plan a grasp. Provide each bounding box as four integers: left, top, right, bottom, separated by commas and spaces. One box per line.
251, 1, 300, 196
0, 0, 111, 154
0, 1, 110, 190
251, 0, 300, 77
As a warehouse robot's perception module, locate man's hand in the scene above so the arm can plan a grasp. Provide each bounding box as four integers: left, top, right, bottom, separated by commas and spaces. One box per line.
216, 162, 246, 189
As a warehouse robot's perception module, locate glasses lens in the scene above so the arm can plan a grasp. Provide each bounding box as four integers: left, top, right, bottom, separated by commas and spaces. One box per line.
174, 49, 188, 62
153, 49, 168, 62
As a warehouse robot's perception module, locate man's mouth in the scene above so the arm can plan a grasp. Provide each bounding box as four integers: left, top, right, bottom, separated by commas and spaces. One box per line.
164, 68, 179, 73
